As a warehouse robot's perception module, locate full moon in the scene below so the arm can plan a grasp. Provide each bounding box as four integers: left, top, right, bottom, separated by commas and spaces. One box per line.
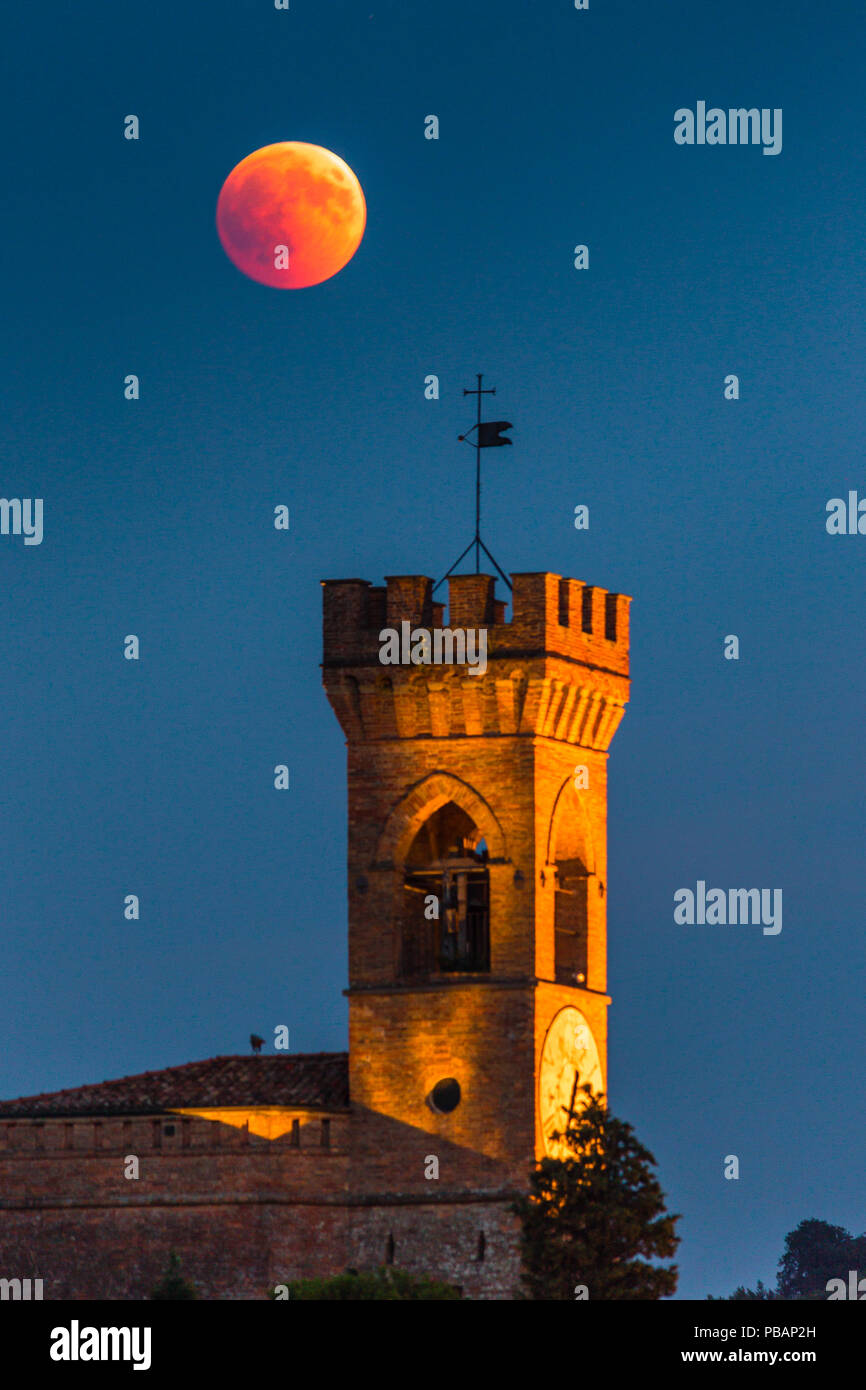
216, 142, 366, 289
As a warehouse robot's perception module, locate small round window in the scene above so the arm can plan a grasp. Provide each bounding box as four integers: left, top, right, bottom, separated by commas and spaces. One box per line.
428, 1077, 461, 1114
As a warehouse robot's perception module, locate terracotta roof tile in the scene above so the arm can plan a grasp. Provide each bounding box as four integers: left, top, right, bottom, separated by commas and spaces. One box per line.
0, 1053, 349, 1118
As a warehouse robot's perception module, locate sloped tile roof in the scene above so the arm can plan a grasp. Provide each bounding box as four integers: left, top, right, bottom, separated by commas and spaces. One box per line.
0, 1053, 350, 1118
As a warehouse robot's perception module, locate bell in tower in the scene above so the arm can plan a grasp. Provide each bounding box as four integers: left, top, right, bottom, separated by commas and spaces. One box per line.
402, 804, 491, 976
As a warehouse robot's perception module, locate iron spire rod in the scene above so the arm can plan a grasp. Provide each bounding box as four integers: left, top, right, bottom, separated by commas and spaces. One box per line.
434, 373, 512, 594
463, 373, 495, 574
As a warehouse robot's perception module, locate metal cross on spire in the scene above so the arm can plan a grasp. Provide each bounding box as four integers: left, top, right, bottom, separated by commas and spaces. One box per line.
434, 373, 513, 594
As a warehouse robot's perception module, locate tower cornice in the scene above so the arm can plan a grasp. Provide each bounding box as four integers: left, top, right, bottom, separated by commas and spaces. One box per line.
322, 571, 630, 749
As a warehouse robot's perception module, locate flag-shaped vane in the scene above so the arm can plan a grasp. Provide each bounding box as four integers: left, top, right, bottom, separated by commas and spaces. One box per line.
476, 421, 513, 447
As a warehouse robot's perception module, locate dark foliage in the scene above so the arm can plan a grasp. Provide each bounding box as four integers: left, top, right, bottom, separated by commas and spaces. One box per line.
512, 1086, 680, 1300
270, 1266, 462, 1300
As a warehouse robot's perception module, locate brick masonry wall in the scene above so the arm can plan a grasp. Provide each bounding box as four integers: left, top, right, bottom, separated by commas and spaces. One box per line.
0, 1198, 350, 1300
0, 1113, 352, 1299
0, 1115, 521, 1299
348, 987, 535, 1185
348, 1199, 522, 1300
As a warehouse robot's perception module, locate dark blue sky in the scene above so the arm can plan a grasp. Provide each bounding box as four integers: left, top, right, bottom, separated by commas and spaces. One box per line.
2, 0, 864, 1299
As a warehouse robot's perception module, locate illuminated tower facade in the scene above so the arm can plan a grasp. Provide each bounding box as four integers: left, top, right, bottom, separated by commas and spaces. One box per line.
322, 569, 631, 1296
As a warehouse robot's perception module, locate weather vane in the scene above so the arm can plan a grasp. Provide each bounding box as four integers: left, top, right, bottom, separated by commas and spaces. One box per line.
434, 373, 513, 593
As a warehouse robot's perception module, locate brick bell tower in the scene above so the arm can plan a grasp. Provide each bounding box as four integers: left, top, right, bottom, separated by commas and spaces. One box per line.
321, 569, 630, 1293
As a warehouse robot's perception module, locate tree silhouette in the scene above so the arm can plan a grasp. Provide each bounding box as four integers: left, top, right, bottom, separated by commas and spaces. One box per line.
714, 1218, 866, 1299
512, 1085, 680, 1300
778, 1219, 866, 1299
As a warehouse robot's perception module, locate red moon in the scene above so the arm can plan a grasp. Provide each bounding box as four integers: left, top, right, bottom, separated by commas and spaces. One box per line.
216, 142, 366, 289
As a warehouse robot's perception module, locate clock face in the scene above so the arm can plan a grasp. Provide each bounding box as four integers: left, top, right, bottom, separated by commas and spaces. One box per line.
538, 1006, 603, 1159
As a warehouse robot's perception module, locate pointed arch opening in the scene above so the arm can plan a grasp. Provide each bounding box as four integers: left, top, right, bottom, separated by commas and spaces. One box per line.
400, 801, 490, 979
548, 779, 595, 987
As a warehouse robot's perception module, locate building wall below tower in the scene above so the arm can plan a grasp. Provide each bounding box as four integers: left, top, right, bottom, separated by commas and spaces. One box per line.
0, 1199, 351, 1300
0, 1114, 524, 1299
348, 1199, 522, 1300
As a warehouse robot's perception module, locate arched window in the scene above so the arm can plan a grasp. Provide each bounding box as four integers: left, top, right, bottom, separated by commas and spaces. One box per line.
554, 858, 589, 985
401, 802, 490, 979
550, 786, 593, 987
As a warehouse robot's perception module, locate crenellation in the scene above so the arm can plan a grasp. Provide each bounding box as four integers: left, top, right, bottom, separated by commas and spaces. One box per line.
321, 578, 370, 662
509, 572, 560, 638
385, 575, 433, 628
366, 585, 387, 631
0, 1113, 348, 1161
588, 585, 607, 644
448, 573, 496, 627
322, 571, 630, 682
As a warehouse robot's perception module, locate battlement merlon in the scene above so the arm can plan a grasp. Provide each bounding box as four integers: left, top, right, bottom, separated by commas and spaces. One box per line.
321, 572, 631, 679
